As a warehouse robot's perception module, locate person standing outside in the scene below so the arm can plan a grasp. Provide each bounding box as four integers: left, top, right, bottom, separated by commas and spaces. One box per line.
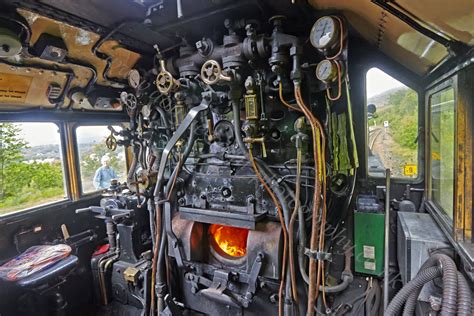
93, 155, 117, 190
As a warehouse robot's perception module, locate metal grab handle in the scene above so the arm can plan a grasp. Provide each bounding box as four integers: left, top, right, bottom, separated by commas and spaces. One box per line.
154, 95, 212, 198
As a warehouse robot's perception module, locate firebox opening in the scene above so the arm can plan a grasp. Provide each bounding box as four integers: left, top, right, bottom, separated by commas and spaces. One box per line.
208, 224, 249, 258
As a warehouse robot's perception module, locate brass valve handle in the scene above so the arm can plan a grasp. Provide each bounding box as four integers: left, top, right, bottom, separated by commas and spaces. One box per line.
200, 60, 232, 85
106, 133, 117, 151
156, 59, 180, 95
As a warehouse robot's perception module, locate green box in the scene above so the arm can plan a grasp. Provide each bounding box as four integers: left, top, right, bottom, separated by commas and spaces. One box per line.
354, 212, 385, 276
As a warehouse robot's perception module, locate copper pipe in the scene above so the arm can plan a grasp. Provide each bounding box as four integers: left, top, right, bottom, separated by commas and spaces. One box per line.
279, 82, 301, 112
289, 147, 302, 303
150, 204, 162, 316
293, 85, 326, 316
297, 86, 329, 310
249, 147, 288, 316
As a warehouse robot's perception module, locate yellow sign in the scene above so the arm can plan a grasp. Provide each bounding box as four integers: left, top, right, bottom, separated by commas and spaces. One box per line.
404, 164, 417, 176
0, 73, 32, 103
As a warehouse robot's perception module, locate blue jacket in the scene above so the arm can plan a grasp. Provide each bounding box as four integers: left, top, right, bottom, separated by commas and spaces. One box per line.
93, 166, 117, 189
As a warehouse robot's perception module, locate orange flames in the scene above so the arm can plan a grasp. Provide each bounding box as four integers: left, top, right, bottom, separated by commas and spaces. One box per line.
209, 224, 249, 257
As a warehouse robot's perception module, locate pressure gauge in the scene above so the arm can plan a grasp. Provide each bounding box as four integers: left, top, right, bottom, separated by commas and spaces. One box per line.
127, 69, 141, 89
315, 59, 338, 83
310, 16, 340, 51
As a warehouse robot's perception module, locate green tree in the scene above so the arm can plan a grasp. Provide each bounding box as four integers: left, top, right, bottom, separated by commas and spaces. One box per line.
0, 123, 28, 198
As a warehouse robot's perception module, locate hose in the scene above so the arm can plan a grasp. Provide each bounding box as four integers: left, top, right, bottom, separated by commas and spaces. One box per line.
456, 271, 472, 316
320, 248, 353, 293
402, 268, 443, 316
418, 254, 458, 316
385, 266, 442, 315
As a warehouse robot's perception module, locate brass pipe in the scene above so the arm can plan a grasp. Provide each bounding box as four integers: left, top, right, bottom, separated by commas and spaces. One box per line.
279, 82, 301, 112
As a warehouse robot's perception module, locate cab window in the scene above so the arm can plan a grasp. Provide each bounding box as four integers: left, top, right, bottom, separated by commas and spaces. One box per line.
0, 122, 66, 215
429, 86, 455, 219
76, 125, 127, 193
366, 67, 419, 179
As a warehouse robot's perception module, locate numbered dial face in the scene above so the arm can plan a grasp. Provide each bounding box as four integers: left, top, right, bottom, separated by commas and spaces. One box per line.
128, 69, 141, 89
316, 59, 338, 83
310, 16, 339, 50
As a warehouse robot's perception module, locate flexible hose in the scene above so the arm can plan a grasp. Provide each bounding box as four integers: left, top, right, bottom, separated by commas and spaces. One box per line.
456, 271, 472, 316
385, 266, 442, 316
402, 267, 443, 316
418, 254, 458, 316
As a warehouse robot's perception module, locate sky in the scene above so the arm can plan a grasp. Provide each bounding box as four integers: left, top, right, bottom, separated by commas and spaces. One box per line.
17, 123, 61, 146
15, 124, 123, 147
366, 67, 405, 98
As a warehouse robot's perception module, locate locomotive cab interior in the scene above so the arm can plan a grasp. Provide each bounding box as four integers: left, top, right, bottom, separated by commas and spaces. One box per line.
0, 0, 473, 315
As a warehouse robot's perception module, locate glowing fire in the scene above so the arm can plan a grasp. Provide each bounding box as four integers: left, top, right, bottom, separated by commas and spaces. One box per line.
209, 224, 249, 258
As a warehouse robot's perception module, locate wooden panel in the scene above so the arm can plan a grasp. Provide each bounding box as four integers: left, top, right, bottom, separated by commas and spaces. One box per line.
308, 0, 449, 74
0, 63, 68, 108
396, 0, 474, 45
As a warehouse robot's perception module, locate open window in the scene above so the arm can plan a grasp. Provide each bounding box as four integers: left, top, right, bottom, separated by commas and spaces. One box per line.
75, 125, 127, 194
0, 122, 67, 215
366, 68, 419, 179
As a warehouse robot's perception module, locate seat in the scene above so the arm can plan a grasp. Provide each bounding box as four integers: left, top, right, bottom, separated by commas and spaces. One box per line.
17, 255, 78, 288
0, 244, 77, 288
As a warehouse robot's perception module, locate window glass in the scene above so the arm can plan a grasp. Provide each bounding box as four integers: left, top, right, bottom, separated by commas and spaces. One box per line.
429, 87, 455, 219
366, 68, 419, 178
76, 125, 127, 193
0, 122, 66, 215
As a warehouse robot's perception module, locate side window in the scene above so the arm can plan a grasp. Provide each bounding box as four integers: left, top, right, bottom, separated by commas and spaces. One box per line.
0, 122, 66, 215
76, 125, 127, 193
366, 68, 419, 178
429, 87, 455, 219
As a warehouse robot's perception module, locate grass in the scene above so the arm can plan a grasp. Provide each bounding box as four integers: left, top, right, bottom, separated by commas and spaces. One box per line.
0, 187, 65, 215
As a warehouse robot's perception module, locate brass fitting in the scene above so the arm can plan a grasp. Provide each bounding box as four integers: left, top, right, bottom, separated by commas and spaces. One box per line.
244, 136, 267, 158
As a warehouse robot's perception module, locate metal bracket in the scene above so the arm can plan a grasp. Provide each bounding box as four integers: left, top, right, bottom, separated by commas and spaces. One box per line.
241, 252, 264, 308
304, 248, 332, 262
164, 202, 184, 268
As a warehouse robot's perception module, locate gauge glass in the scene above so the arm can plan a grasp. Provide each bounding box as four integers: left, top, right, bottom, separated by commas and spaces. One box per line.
310, 16, 337, 49
128, 69, 141, 89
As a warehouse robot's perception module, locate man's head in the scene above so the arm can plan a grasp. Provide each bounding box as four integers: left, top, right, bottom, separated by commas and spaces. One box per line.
101, 155, 111, 167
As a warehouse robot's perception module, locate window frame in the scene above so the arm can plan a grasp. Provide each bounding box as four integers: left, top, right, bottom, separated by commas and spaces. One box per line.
0, 121, 71, 217
364, 66, 424, 183
73, 122, 129, 197
425, 78, 456, 229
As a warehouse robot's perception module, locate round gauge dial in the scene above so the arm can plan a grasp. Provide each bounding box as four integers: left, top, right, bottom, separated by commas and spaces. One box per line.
127, 69, 141, 89
316, 59, 338, 83
310, 16, 340, 50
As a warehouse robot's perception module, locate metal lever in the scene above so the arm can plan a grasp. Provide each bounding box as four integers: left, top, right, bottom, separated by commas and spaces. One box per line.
154, 93, 215, 197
